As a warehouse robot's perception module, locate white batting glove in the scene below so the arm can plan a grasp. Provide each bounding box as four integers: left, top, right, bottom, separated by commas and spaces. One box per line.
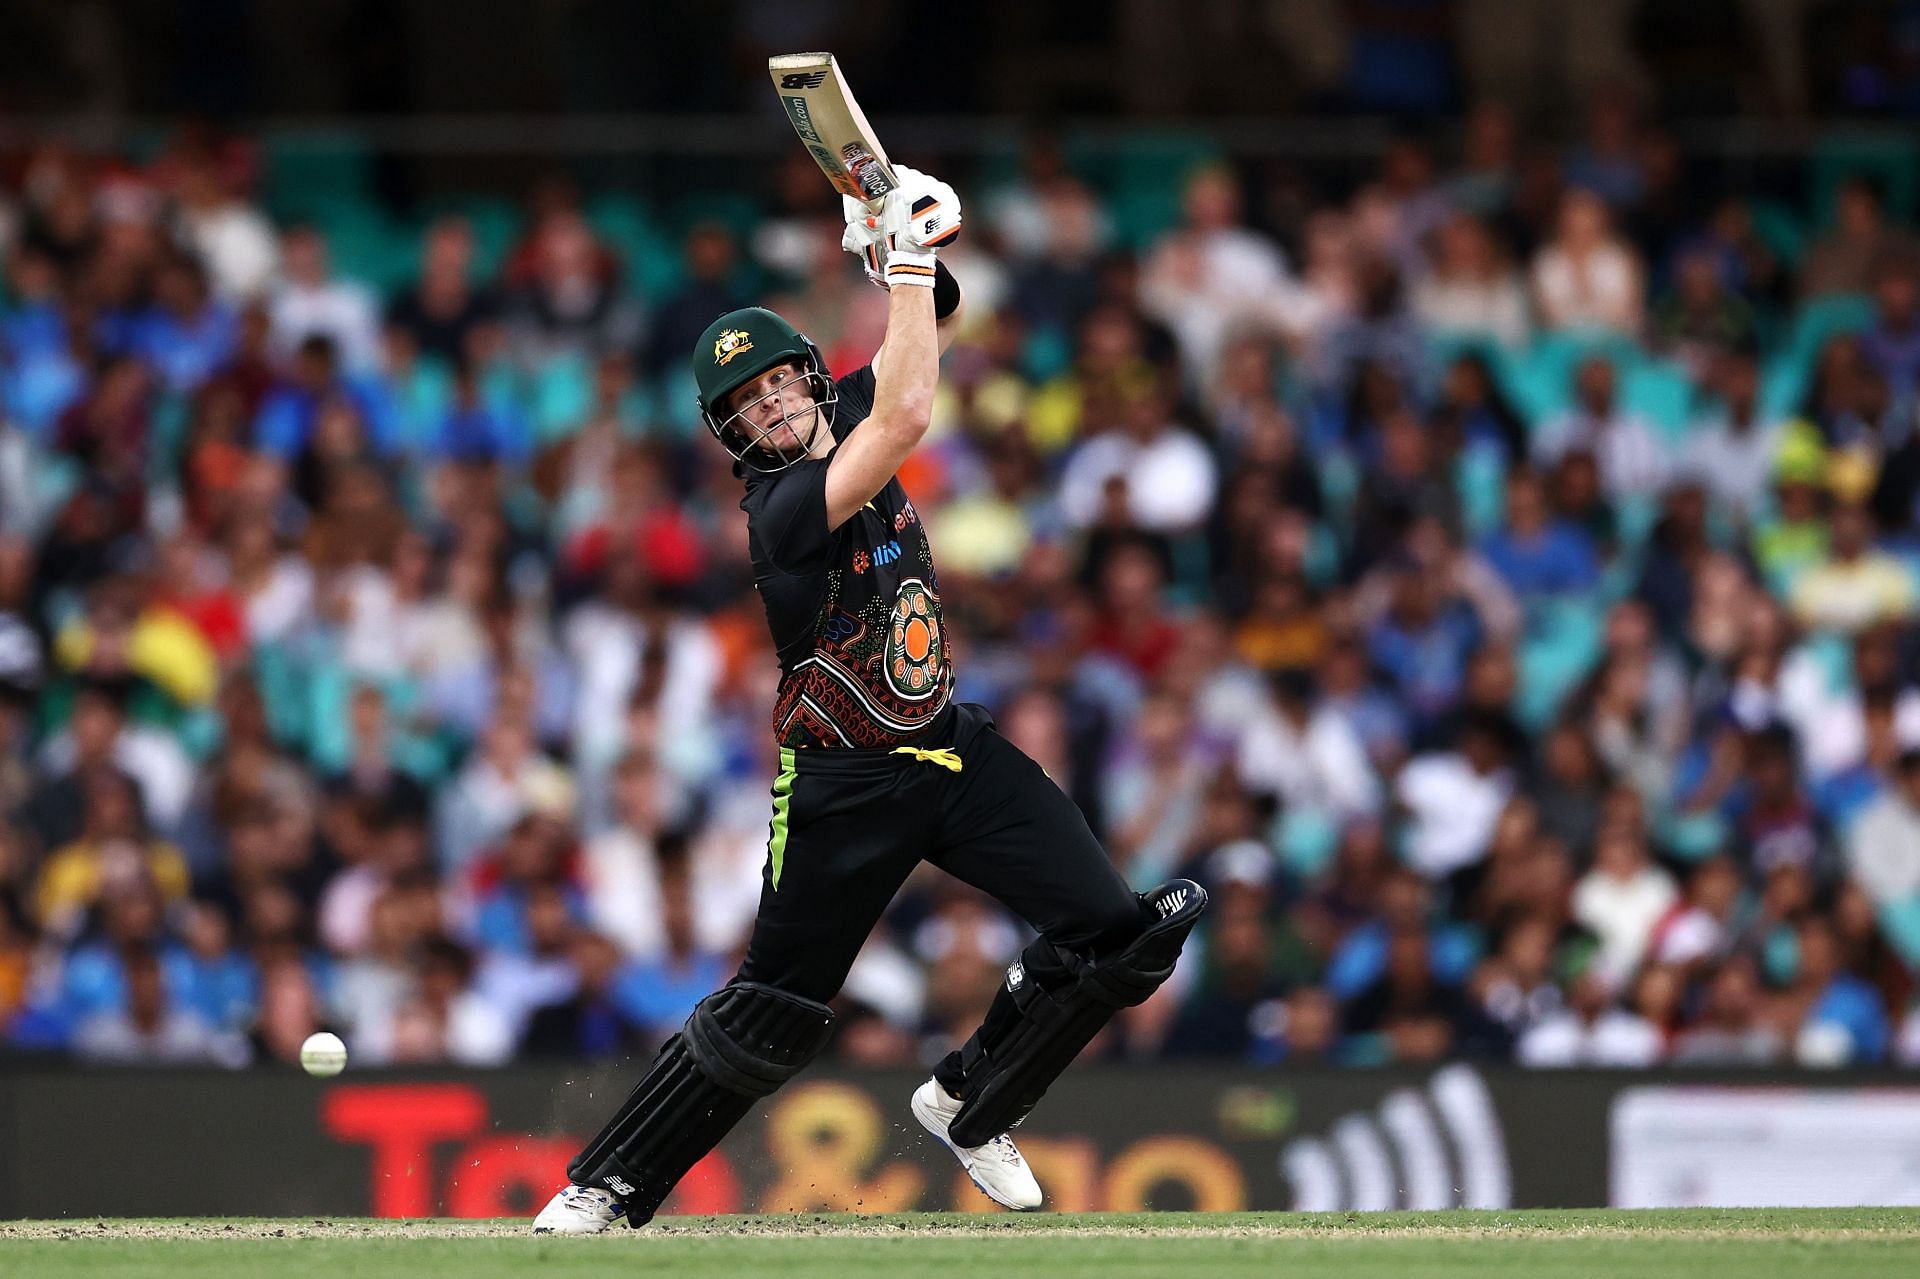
843, 166, 962, 289
840, 197, 889, 289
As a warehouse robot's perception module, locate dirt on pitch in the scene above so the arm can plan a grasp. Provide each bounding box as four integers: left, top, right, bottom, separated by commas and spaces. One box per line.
3, 1211, 1918, 1244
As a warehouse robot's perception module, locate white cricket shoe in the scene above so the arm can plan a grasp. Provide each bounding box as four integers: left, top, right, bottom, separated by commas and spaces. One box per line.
532, 1183, 626, 1234
911, 1078, 1043, 1210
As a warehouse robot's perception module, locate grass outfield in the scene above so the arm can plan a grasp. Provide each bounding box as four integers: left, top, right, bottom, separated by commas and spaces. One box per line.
3, 1209, 1919, 1278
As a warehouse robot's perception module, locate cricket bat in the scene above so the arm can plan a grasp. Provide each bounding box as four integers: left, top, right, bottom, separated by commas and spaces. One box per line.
768, 52, 899, 213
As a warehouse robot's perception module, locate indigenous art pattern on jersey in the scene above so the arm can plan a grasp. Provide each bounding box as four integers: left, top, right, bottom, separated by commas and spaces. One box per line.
772, 499, 952, 747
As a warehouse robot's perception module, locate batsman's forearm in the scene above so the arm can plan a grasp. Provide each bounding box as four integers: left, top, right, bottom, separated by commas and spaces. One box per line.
872, 283, 938, 432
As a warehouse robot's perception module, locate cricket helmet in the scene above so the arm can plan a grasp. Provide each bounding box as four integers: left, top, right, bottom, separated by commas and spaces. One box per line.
695, 306, 837, 474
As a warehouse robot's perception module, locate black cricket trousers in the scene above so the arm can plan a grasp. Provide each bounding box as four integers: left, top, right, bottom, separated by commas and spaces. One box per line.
734, 701, 1145, 1005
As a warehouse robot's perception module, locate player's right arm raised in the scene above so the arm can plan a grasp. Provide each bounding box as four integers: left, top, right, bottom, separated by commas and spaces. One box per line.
823, 170, 961, 531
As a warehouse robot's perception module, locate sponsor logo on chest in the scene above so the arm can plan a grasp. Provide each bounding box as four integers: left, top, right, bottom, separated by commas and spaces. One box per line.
851, 539, 902, 574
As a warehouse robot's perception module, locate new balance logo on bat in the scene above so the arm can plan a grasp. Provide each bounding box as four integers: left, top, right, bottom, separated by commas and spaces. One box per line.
781, 71, 828, 89
604, 1175, 634, 1196
1157, 887, 1189, 918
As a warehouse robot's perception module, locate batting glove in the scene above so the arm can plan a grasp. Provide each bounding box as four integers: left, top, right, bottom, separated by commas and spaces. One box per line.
840, 201, 890, 289
843, 166, 962, 289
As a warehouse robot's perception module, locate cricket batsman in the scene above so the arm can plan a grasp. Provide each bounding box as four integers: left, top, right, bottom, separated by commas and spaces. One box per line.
534, 166, 1205, 1233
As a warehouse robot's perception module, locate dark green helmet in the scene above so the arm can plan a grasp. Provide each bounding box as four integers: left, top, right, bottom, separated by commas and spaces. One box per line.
694, 306, 837, 473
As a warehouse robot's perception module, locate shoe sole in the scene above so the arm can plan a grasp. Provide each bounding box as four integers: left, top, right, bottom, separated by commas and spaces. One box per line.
910, 1086, 1042, 1212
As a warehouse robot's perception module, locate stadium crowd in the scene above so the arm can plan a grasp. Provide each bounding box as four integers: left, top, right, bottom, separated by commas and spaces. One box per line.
4, 95, 1920, 1075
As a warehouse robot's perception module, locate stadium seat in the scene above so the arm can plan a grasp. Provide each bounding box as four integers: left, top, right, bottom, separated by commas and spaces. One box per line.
1875, 896, 1920, 970
1514, 596, 1605, 730
1658, 809, 1730, 864
1276, 809, 1340, 879
531, 355, 596, 444
1811, 132, 1919, 227
585, 193, 682, 298
262, 130, 377, 222
1749, 198, 1807, 269
1621, 359, 1698, 443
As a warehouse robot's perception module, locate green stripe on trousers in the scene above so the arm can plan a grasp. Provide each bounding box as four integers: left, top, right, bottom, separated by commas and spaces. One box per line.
769, 747, 796, 889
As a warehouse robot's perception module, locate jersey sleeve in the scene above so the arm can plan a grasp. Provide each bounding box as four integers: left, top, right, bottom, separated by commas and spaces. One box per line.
829, 365, 878, 441
745, 458, 834, 573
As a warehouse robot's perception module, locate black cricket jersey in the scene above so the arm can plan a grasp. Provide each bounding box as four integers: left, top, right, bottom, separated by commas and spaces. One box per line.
740, 365, 953, 749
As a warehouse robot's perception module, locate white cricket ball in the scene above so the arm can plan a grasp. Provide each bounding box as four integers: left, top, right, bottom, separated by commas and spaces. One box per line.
300, 1031, 349, 1078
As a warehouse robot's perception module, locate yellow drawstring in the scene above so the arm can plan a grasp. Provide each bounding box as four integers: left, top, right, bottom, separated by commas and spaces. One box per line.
891, 746, 963, 773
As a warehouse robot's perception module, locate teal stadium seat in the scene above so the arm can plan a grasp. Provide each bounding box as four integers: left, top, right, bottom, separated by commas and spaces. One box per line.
1514, 595, 1605, 730
1507, 331, 1646, 429
1748, 198, 1807, 269
1758, 292, 1875, 420
262, 131, 377, 223
420, 196, 523, 280
531, 355, 596, 444
585, 194, 681, 299
1621, 358, 1698, 443
1065, 131, 1220, 250
319, 207, 421, 297
1811, 132, 1919, 228
1276, 809, 1341, 879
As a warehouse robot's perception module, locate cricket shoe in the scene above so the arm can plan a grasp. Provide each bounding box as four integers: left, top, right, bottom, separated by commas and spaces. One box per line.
911, 1078, 1043, 1210
532, 1183, 625, 1234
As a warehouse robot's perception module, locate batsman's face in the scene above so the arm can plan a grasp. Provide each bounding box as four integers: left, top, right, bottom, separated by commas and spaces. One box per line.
729, 361, 821, 453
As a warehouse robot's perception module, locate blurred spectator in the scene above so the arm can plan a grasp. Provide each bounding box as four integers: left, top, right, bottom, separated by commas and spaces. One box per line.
1531, 189, 1644, 334
1395, 712, 1519, 880
1779, 914, 1889, 1064
171, 149, 279, 301
34, 769, 190, 941
1862, 249, 1920, 415
506, 211, 641, 366
1670, 956, 1784, 1065
386, 217, 500, 365
72, 945, 248, 1066
1652, 245, 1756, 375
1801, 176, 1920, 299
1848, 748, 1920, 908
1235, 668, 1379, 824
1479, 468, 1601, 606
1410, 213, 1530, 348
1572, 821, 1679, 992
1534, 356, 1669, 500
521, 930, 649, 1058
1518, 967, 1663, 1067
642, 222, 743, 378
1790, 498, 1916, 634
1682, 351, 1782, 525
1142, 165, 1293, 385
270, 225, 382, 373
1059, 374, 1217, 533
